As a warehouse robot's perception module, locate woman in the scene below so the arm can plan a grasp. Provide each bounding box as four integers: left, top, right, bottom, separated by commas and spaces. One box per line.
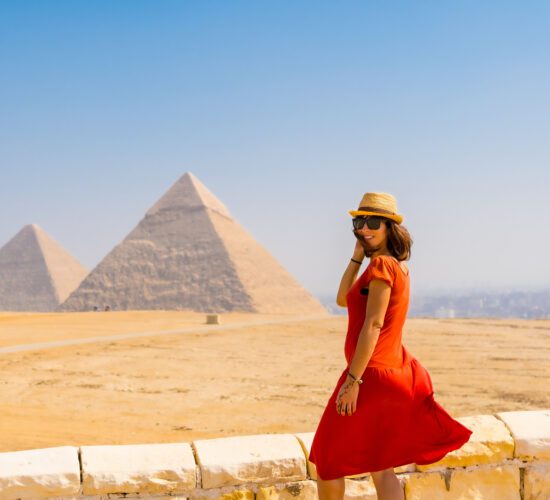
308, 192, 473, 500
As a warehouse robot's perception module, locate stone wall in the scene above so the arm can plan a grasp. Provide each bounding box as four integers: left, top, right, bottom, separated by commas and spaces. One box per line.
1, 409, 549, 499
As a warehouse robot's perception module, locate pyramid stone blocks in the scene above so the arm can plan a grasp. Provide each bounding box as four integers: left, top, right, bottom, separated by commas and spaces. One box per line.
0, 224, 87, 311
60, 172, 326, 314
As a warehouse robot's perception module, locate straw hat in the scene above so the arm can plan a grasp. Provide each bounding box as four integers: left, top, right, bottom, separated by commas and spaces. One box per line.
349, 192, 404, 224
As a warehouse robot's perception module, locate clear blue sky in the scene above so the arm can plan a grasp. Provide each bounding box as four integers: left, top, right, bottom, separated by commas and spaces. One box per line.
1, 1, 549, 297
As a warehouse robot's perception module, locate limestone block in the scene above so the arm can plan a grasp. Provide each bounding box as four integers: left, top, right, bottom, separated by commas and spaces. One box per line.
0, 445, 80, 500
394, 463, 417, 474
524, 461, 550, 500
78, 496, 190, 499
344, 477, 377, 499
80, 442, 197, 495
404, 463, 520, 500
403, 470, 447, 499
193, 433, 307, 489
215, 492, 253, 500
497, 409, 550, 460
256, 480, 318, 499
416, 414, 514, 471
189, 486, 255, 499
451, 464, 520, 499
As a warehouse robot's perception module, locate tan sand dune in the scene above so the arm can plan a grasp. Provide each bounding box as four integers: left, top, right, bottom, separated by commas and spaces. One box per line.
0, 312, 549, 453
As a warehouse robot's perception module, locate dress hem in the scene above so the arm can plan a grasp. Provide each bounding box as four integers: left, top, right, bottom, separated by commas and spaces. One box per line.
309, 431, 473, 481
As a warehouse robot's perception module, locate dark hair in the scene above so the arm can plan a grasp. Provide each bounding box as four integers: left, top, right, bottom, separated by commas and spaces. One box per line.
354, 218, 413, 261
385, 219, 413, 261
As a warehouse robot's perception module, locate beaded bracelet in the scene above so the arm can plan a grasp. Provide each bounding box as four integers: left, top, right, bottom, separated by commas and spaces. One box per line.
347, 370, 363, 385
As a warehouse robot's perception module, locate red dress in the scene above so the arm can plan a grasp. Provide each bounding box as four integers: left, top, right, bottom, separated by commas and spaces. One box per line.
308, 255, 473, 480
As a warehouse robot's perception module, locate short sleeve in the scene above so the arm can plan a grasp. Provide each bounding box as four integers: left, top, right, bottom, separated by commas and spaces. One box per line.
367, 256, 395, 288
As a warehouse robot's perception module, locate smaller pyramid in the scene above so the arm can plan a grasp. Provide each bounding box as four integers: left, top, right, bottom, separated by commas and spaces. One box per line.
0, 224, 88, 311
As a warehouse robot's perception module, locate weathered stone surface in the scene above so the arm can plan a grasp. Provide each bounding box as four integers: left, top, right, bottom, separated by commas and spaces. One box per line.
524, 461, 550, 500
343, 477, 377, 499
1, 418, 541, 499
193, 433, 307, 489
450, 464, 520, 499
416, 414, 514, 471
403, 470, 447, 499
80, 442, 197, 495
59, 172, 327, 315
75, 496, 190, 499
497, 409, 550, 459
0, 445, 80, 499
0, 224, 87, 311
256, 480, 317, 499
404, 463, 520, 499
189, 487, 255, 500
394, 463, 416, 474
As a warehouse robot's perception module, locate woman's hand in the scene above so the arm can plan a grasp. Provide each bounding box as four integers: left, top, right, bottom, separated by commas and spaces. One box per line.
335, 378, 359, 416
336, 234, 366, 307
352, 237, 365, 261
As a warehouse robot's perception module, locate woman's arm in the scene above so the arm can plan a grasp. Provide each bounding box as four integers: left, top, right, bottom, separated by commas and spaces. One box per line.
336, 240, 365, 307
346, 279, 392, 380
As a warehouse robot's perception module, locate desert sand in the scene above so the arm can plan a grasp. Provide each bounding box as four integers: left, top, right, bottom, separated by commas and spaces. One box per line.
1, 311, 549, 453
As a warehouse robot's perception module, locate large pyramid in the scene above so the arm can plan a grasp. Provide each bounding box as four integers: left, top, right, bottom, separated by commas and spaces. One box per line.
59, 172, 327, 314
0, 224, 88, 311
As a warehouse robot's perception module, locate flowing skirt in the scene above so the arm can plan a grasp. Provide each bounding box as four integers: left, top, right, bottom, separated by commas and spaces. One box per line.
308, 348, 473, 480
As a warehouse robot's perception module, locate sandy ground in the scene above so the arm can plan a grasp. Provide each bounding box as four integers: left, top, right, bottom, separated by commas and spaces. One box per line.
1, 311, 549, 453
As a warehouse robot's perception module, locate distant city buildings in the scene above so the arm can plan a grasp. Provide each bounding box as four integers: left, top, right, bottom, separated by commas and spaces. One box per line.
318, 289, 550, 319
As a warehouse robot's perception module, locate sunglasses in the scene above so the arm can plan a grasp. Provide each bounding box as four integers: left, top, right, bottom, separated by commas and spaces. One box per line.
352, 215, 385, 230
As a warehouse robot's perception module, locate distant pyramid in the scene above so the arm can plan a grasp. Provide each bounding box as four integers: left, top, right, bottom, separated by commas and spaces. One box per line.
0, 224, 88, 311
59, 172, 327, 314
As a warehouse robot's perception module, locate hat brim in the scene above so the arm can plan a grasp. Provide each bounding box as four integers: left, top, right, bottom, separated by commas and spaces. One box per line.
348, 210, 403, 224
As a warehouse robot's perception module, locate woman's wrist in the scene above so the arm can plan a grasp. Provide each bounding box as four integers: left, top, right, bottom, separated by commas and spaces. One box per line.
346, 371, 363, 385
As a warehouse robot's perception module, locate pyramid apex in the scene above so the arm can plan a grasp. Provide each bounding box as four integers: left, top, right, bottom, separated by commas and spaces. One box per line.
178, 171, 202, 186
13, 224, 43, 239
146, 172, 232, 218
175, 171, 200, 186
